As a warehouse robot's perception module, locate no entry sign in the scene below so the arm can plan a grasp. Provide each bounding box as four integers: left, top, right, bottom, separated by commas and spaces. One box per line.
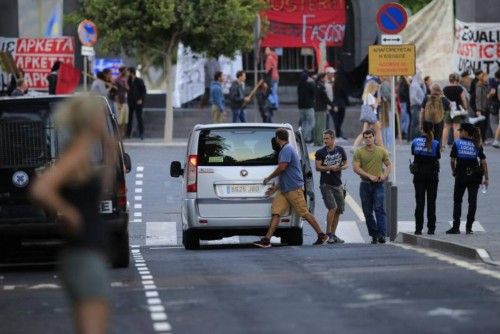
376, 3, 408, 35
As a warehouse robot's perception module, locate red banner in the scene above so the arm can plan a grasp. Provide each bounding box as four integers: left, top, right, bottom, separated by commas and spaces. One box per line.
261, 0, 346, 48
14, 37, 75, 90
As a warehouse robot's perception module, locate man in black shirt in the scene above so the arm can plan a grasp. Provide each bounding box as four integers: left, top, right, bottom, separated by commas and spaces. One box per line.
127, 67, 147, 139
315, 129, 348, 243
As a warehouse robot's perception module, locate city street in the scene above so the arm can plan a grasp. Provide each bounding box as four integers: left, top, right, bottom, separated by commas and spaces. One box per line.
1, 142, 499, 334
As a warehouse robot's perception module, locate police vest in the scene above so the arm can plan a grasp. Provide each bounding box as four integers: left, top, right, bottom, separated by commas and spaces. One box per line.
455, 139, 479, 160
412, 137, 440, 158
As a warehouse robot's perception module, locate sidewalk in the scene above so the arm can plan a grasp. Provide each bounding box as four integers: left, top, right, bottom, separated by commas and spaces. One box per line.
397, 231, 500, 267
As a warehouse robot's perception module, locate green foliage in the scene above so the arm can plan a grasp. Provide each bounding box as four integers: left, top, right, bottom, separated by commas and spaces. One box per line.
66, 0, 266, 58
399, 0, 433, 15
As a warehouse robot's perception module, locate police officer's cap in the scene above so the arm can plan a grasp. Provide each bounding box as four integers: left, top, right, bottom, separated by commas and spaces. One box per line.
458, 122, 475, 134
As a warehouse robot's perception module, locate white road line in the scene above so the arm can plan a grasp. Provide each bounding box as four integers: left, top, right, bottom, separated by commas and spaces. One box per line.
204, 236, 240, 245
146, 222, 178, 246
393, 243, 500, 281
132, 219, 143, 223
135, 195, 143, 201
135, 188, 143, 193
137, 166, 144, 172
136, 173, 144, 178
136, 180, 143, 186
345, 193, 366, 222
397, 221, 416, 233
335, 220, 365, 243
134, 203, 143, 209
153, 322, 172, 332
448, 221, 485, 232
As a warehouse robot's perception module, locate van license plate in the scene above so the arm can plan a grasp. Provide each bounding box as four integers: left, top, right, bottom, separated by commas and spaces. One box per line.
99, 200, 113, 214
228, 184, 261, 194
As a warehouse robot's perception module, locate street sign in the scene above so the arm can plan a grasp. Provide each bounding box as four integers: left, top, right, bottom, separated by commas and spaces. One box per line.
368, 44, 416, 76
81, 46, 95, 57
381, 34, 402, 45
78, 19, 98, 46
376, 3, 408, 34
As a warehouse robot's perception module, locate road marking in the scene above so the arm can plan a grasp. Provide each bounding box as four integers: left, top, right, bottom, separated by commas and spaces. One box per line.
137, 166, 144, 172
397, 221, 416, 232
204, 236, 240, 245
335, 221, 365, 243
132, 219, 142, 223
146, 222, 178, 246
136, 180, 143, 186
135, 195, 143, 201
135, 188, 143, 193
393, 243, 500, 281
447, 221, 485, 232
136, 173, 143, 178
134, 212, 143, 217
134, 203, 143, 209
130, 247, 173, 333
345, 193, 366, 222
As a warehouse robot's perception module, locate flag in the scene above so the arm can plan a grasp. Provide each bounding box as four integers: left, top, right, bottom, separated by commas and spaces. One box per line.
56, 63, 81, 94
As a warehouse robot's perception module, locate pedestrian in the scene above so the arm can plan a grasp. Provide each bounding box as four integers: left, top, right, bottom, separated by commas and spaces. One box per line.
352, 129, 392, 244
442, 73, 468, 148
114, 66, 129, 138
447, 122, 489, 234
494, 79, 500, 148
9, 78, 28, 96
253, 128, 329, 248
325, 67, 335, 131
332, 67, 350, 141
47, 60, 62, 95
103, 68, 117, 116
7, 66, 24, 96
353, 81, 384, 150
210, 71, 226, 123
315, 129, 348, 243
487, 70, 500, 141
409, 70, 426, 140
469, 69, 482, 115
201, 58, 221, 108
398, 75, 411, 139
264, 47, 280, 110
475, 71, 491, 144
229, 70, 250, 123
257, 81, 273, 123
379, 77, 392, 147
297, 70, 316, 143
127, 67, 146, 139
420, 83, 450, 149
90, 71, 110, 97
424, 75, 432, 95
410, 121, 441, 235
313, 73, 332, 146
31, 96, 117, 334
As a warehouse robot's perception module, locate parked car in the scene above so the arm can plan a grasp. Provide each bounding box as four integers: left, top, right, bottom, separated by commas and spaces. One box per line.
170, 123, 314, 249
0, 95, 131, 267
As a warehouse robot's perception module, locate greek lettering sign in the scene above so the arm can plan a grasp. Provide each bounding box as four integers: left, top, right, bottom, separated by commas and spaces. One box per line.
260, 0, 346, 48
453, 19, 500, 74
368, 44, 416, 76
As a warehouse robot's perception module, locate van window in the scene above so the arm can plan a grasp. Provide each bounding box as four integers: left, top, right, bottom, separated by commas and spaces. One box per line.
198, 128, 279, 166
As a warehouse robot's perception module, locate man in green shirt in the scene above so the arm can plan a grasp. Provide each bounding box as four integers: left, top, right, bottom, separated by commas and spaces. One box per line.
352, 129, 392, 244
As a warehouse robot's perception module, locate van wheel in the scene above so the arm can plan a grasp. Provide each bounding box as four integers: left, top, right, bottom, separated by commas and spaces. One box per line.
282, 228, 303, 246
183, 230, 200, 250
111, 231, 130, 268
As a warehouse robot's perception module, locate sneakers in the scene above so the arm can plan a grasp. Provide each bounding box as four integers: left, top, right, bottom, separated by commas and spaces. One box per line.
414, 230, 422, 235
371, 236, 378, 244
327, 234, 345, 244
466, 229, 473, 234
427, 229, 435, 235
253, 237, 271, 248
378, 236, 386, 244
469, 115, 486, 125
313, 233, 329, 245
445, 228, 460, 234
493, 140, 500, 148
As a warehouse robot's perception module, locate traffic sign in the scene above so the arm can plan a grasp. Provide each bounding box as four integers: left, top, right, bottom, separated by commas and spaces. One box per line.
376, 3, 408, 34
78, 19, 98, 46
381, 34, 402, 45
81, 46, 95, 57
368, 44, 416, 76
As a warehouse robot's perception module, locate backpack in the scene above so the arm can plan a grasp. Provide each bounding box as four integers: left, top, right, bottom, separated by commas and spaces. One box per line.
423, 95, 444, 124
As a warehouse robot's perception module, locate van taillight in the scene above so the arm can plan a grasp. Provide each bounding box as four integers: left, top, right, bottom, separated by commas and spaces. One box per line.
117, 180, 127, 209
186, 155, 198, 193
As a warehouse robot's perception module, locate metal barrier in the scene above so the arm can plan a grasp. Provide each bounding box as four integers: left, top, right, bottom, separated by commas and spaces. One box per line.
384, 181, 398, 241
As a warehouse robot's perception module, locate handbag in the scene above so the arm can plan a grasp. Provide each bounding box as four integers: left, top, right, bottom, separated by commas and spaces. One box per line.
359, 103, 377, 123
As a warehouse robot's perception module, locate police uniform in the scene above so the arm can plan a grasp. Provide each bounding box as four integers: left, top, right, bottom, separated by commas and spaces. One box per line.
411, 136, 441, 234
449, 136, 486, 233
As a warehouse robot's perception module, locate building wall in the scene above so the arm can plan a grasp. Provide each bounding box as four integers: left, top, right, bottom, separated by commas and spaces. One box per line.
456, 0, 500, 22
0, 0, 19, 37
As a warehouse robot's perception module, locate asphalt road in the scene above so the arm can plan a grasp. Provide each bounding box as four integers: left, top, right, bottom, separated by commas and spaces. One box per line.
1, 142, 499, 333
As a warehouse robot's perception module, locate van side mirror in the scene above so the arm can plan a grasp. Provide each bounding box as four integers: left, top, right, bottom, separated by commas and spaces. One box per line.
170, 161, 183, 177
123, 153, 132, 173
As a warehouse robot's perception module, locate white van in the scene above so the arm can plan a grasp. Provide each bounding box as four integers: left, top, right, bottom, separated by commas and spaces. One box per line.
170, 123, 314, 249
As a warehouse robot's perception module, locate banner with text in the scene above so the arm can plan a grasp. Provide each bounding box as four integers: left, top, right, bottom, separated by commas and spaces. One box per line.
0, 37, 17, 94
15, 37, 75, 90
453, 19, 500, 75
261, 0, 346, 48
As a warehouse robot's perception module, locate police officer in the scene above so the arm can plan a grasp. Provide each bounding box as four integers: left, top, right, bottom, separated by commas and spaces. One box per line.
411, 121, 441, 235
447, 122, 489, 234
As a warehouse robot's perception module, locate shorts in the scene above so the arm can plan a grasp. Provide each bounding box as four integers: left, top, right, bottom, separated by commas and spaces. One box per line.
116, 102, 129, 125
444, 110, 464, 124
271, 188, 309, 217
320, 183, 345, 213
59, 249, 110, 303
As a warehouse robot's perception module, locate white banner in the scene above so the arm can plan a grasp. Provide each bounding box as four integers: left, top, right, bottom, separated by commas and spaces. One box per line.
0, 37, 17, 94
173, 43, 242, 108
453, 19, 500, 75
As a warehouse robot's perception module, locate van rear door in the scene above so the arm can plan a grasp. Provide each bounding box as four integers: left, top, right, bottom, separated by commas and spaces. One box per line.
195, 127, 283, 219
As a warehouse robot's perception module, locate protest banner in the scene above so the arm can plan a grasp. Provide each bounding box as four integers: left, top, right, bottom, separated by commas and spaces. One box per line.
453, 19, 500, 74
14, 37, 76, 90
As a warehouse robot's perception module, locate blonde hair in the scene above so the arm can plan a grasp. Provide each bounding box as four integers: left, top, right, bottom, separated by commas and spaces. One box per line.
54, 95, 108, 135
424, 84, 444, 124
362, 81, 379, 101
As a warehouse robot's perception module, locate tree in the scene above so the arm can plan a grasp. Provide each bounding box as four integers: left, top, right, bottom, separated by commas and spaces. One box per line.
67, 0, 266, 142
399, 0, 433, 15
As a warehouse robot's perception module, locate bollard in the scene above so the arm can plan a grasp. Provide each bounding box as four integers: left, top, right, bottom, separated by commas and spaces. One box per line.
384, 181, 392, 239
390, 184, 398, 241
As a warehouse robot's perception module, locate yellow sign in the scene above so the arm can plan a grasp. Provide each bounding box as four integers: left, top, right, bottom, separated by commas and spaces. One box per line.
369, 44, 416, 76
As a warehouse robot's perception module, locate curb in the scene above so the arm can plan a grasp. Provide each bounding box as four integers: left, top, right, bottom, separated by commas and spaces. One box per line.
396, 232, 500, 266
